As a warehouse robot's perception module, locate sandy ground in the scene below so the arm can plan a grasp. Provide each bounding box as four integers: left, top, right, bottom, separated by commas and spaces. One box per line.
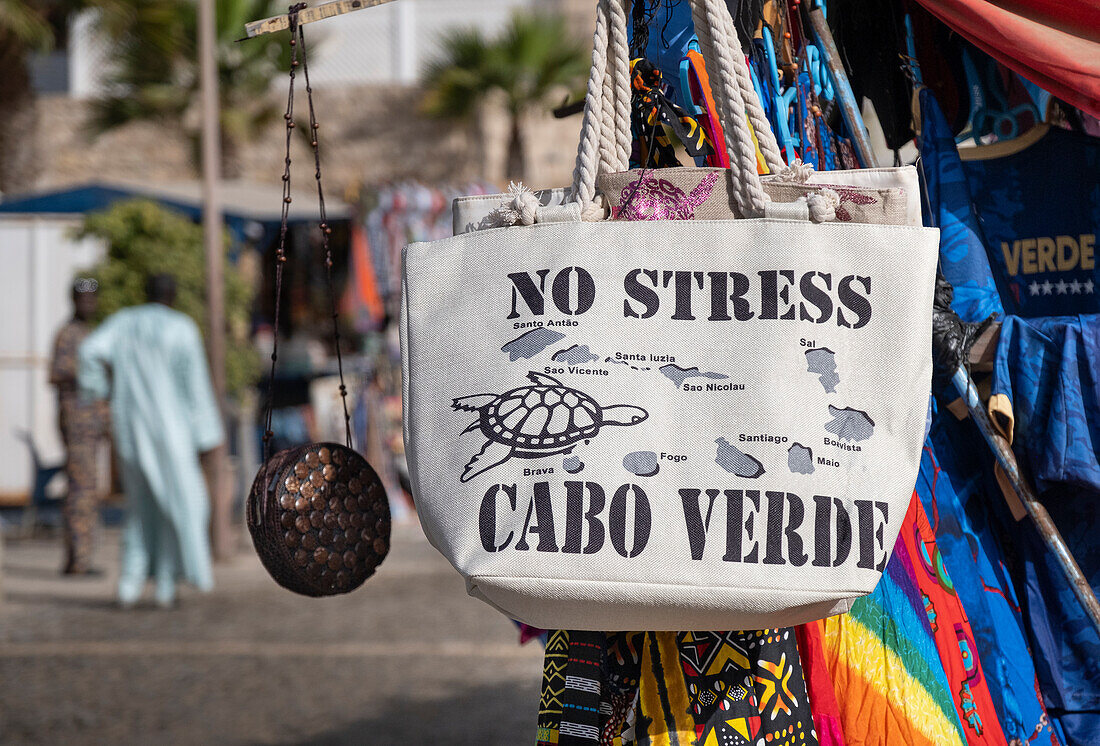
0, 520, 543, 745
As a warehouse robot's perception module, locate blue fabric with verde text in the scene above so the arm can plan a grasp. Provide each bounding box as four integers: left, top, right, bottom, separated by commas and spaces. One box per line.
959, 127, 1100, 318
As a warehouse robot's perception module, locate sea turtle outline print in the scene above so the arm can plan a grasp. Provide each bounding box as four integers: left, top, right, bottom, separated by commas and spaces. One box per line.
452, 371, 649, 482
616, 171, 720, 221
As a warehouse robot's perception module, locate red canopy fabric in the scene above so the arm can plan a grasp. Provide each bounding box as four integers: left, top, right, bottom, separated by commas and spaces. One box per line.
913, 0, 1100, 117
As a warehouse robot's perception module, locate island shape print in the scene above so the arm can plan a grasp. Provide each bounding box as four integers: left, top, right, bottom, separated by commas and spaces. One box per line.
501, 328, 566, 361
715, 438, 765, 478
451, 372, 648, 482
805, 347, 840, 393
552, 344, 600, 365
788, 443, 815, 474
825, 405, 875, 441
660, 364, 729, 389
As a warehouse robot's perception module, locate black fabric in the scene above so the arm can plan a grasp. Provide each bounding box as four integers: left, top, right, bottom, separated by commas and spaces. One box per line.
931, 269, 994, 392
727, 0, 765, 50
906, 4, 971, 134
827, 0, 914, 150
630, 57, 714, 167
558, 630, 606, 745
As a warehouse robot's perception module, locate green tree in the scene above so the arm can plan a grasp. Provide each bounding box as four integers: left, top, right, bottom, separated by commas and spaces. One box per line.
92, 0, 290, 176
77, 199, 259, 398
421, 12, 588, 181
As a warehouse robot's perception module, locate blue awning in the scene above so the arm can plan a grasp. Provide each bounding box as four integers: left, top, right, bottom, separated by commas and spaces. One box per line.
0, 180, 351, 251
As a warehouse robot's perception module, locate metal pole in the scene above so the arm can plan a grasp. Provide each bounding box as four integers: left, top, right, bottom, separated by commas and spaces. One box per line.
199, 0, 234, 560
951, 366, 1100, 638
807, 7, 877, 168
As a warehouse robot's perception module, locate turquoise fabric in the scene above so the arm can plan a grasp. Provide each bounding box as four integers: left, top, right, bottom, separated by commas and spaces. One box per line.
79, 304, 223, 601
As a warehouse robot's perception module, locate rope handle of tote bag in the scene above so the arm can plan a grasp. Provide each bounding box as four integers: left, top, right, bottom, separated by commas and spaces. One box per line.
568, 0, 786, 219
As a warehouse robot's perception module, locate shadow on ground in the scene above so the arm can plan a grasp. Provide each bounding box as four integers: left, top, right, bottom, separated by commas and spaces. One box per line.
276, 679, 540, 746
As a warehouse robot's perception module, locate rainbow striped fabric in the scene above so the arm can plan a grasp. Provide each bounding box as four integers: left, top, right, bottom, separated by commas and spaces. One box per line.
817, 529, 969, 746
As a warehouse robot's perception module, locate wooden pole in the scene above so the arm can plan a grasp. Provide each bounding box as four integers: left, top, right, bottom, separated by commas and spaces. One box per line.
199, 0, 234, 561
951, 366, 1100, 638
241, 0, 398, 39
0, 511, 4, 607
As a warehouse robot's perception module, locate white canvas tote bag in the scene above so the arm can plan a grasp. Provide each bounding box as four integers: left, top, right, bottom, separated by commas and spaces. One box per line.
401, 0, 939, 631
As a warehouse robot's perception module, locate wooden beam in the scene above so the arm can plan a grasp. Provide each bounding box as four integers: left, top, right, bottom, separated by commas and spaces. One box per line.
242, 0, 398, 40
968, 321, 1001, 372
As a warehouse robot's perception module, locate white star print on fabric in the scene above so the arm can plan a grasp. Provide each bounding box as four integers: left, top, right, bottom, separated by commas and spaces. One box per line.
1029, 282, 1041, 296
1086, 279, 1096, 294
1042, 280, 1054, 295
1056, 280, 1069, 294
1070, 279, 1083, 294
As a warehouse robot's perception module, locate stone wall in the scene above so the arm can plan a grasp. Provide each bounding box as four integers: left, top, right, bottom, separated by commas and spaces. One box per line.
548, 0, 598, 38
33, 82, 584, 197
34, 95, 195, 190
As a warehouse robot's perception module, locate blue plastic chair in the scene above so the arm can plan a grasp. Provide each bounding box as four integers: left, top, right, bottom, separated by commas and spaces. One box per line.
13, 430, 65, 535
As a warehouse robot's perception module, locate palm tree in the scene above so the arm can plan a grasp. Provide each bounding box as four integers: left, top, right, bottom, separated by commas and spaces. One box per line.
0, 0, 100, 193
92, 0, 290, 177
421, 12, 588, 182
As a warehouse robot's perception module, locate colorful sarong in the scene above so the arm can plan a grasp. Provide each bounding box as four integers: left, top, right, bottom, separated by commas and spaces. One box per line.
899, 494, 1008, 744
635, 629, 819, 746
819, 532, 969, 746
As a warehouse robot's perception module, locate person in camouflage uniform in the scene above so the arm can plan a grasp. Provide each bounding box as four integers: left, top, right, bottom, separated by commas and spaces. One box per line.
49, 278, 109, 575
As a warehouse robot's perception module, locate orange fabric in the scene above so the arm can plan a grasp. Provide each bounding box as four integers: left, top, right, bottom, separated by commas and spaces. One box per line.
818, 613, 964, 746
684, 50, 770, 173
342, 223, 385, 326
685, 50, 731, 169
819, 645, 940, 746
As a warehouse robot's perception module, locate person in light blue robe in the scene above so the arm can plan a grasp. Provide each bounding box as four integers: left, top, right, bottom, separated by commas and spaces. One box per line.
79, 274, 224, 606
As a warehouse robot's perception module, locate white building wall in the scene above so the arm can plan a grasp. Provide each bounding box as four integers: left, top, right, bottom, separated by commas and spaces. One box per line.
0, 218, 105, 500
68, 10, 113, 100
307, 0, 535, 86
64, 1, 536, 98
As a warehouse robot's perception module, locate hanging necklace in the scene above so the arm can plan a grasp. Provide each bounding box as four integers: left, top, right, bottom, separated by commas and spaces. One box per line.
247, 3, 390, 596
